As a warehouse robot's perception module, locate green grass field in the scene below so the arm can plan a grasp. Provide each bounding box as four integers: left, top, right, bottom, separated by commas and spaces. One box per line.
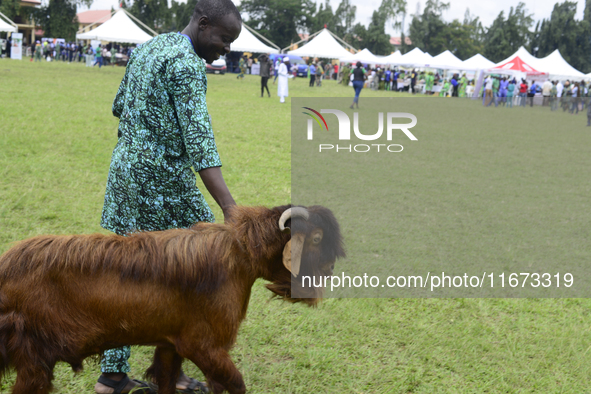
1, 58, 591, 393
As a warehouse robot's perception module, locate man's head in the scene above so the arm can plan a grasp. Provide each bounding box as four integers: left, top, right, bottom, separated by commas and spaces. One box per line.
189, 0, 242, 64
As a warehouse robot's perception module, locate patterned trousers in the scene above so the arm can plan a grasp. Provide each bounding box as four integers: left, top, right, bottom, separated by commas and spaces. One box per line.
102, 229, 131, 373
101, 346, 131, 373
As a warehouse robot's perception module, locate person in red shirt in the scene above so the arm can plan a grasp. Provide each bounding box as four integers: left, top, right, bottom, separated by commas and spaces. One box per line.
519, 79, 528, 107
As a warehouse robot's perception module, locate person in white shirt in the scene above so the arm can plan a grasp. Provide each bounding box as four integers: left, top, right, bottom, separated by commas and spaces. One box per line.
556, 81, 564, 98
484, 76, 493, 106
542, 79, 552, 106
277, 57, 290, 103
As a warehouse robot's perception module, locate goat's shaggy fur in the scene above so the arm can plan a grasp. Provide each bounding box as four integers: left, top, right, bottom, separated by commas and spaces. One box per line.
0, 205, 344, 394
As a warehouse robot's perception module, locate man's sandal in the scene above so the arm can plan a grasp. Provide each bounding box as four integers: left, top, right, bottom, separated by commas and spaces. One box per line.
178, 378, 209, 394
148, 377, 209, 394
96, 375, 156, 394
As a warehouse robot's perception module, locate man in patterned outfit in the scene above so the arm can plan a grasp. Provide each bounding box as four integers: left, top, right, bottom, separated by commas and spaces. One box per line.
97, 0, 241, 393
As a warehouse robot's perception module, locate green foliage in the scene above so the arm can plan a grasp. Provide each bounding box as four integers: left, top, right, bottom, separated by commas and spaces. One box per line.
482, 2, 533, 62
531, 1, 591, 74
239, 0, 316, 49
35, 0, 78, 41
0, 0, 20, 20
440, 19, 482, 60
168, 0, 197, 32
308, 0, 336, 33
378, 0, 406, 33
347, 0, 404, 55
352, 10, 393, 55
124, 0, 170, 33
333, 0, 357, 42
408, 0, 450, 55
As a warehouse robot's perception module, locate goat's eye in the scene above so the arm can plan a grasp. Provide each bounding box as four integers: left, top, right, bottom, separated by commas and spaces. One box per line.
311, 229, 323, 244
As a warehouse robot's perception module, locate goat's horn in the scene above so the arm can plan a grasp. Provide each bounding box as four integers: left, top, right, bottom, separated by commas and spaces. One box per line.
278, 207, 309, 232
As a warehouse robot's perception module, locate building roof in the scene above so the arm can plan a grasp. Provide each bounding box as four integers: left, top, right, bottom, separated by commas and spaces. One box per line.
76, 10, 112, 25
390, 36, 411, 46
20, 0, 41, 6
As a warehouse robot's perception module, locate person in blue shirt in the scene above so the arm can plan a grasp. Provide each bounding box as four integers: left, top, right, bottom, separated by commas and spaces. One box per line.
450, 74, 458, 97
385, 69, 391, 91
498, 77, 509, 106
528, 81, 537, 107
309, 62, 316, 87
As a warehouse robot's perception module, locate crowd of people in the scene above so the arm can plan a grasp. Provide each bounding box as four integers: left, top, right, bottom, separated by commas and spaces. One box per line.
481, 75, 591, 112
307, 61, 339, 86
30, 40, 136, 67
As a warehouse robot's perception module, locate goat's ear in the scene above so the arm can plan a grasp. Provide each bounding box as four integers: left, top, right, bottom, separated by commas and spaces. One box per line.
282, 233, 305, 277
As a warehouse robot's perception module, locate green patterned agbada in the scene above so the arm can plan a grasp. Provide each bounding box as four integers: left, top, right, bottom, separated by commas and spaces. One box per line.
101, 33, 221, 236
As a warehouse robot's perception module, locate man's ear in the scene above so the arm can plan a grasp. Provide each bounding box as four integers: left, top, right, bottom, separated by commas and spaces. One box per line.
198, 15, 210, 31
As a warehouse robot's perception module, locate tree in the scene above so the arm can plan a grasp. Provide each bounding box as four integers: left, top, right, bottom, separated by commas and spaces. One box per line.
408, 0, 450, 54
353, 9, 393, 55
35, 0, 78, 40
124, 0, 170, 33
334, 0, 356, 40
312, 0, 358, 47
533, 1, 591, 73
379, 0, 406, 33
309, 0, 337, 33
442, 19, 481, 60
0, 0, 20, 20
482, 2, 533, 62
168, 0, 197, 32
462, 8, 484, 52
239, 0, 316, 49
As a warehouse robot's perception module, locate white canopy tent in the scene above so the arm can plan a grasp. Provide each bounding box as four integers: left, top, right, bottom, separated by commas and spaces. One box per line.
288, 29, 351, 58
380, 50, 402, 65
398, 47, 433, 67
536, 49, 585, 80
462, 53, 494, 70
231, 24, 279, 53
76, 10, 155, 44
340, 48, 383, 65
430, 50, 464, 70
493, 46, 585, 80
493, 46, 542, 71
0, 11, 17, 32
0, 19, 16, 33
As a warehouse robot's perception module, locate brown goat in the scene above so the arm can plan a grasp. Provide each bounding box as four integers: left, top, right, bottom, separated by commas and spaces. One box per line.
0, 205, 345, 394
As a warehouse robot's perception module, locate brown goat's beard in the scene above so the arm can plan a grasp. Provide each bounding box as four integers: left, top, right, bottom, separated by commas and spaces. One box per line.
265, 270, 324, 307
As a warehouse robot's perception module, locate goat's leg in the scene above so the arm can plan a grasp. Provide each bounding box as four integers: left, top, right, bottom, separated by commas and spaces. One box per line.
145, 345, 183, 394
180, 347, 245, 394
12, 362, 55, 394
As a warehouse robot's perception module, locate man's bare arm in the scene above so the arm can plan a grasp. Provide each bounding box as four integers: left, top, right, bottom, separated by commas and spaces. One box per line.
198, 166, 236, 222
